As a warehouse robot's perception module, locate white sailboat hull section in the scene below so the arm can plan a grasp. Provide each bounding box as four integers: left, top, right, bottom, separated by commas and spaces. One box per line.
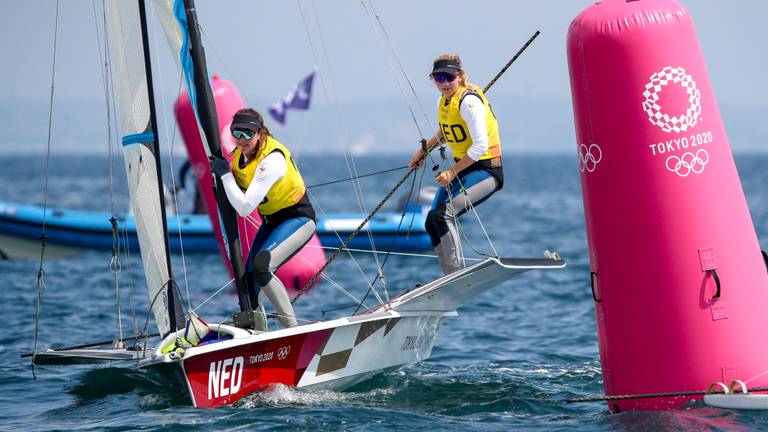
142, 314, 444, 407
383, 257, 566, 313
136, 257, 564, 407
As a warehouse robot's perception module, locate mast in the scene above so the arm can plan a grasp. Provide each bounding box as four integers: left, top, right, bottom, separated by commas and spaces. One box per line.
180, 0, 261, 324
137, 0, 182, 333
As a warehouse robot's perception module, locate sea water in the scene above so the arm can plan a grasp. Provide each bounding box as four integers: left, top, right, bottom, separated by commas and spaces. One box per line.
2, 153, 768, 431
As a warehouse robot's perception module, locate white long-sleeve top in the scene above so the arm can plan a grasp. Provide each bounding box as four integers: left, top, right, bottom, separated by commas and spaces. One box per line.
437, 93, 489, 161
220, 151, 287, 217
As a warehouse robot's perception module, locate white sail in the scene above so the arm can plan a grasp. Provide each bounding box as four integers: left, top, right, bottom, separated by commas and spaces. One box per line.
105, 0, 178, 336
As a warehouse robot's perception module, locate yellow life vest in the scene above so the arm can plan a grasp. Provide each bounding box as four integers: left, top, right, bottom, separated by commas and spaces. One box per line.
231, 136, 307, 216
437, 85, 501, 161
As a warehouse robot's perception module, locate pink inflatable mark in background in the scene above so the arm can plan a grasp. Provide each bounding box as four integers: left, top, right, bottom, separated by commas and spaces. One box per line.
568, 0, 768, 412
174, 75, 325, 293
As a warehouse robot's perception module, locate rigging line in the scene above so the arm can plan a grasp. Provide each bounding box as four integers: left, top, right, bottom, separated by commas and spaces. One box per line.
295, 30, 541, 304
344, 154, 385, 274
294, 162, 422, 304
299, 243, 483, 261
304, 188, 382, 299
193, 278, 235, 313
309, 0, 338, 102
237, 199, 376, 306
92, 0, 124, 343
336, 246, 479, 261
407, 159, 430, 233
448, 173, 499, 260
460, 181, 499, 256
282, 240, 367, 306
296, 0, 330, 102
306, 165, 408, 189
288, 247, 367, 307
146, 6, 193, 311
362, 0, 434, 131
353, 157, 423, 312
193, 242, 365, 315
119, 222, 140, 338
154, 16, 193, 311
345, 152, 387, 304
296, 0, 355, 158
360, 0, 426, 139
353, 170, 420, 315
138, 279, 185, 348
33, 0, 61, 370
198, 27, 250, 105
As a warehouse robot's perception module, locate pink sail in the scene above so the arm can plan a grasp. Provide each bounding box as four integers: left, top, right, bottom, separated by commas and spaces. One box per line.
174, 75, 325, 293
567, 0, 768, 411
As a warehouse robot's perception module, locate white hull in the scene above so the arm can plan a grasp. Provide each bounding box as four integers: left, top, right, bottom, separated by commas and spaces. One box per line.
32, 256, 565, 407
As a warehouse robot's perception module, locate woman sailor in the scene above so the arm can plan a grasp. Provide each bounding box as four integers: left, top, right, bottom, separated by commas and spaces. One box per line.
209, 108, 316, 328
409, 54, 504, 275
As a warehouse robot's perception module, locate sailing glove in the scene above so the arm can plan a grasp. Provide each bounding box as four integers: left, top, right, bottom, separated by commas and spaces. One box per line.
209, 156, 230, 178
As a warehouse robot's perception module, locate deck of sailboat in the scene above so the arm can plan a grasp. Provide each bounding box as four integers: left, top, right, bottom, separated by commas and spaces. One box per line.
31, 256, 564, 367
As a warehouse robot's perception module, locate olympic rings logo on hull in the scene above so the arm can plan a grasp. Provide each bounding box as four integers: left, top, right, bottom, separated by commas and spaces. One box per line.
642, 66, 702, 134
277, 346, 291, 360
578, 143, 602, 173
665, 149, 709, 177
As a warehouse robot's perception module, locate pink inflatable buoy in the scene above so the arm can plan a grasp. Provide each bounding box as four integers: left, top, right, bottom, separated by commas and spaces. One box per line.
174, 75, 325, 293
568, 0, 768, 412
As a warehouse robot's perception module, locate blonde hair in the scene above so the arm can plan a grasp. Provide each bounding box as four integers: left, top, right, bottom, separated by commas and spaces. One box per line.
433, 54, 469, 87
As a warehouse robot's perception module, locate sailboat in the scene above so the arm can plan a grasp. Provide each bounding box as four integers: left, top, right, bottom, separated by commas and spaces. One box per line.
27, 0, 565, 408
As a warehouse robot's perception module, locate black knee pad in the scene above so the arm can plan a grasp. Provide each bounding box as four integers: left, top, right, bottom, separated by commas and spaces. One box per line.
252, 250, 273, 286
425, 209, 440, 246
425, 206, 450, 246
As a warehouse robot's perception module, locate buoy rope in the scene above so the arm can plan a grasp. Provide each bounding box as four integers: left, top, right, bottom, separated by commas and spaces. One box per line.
566, 385, 768, 403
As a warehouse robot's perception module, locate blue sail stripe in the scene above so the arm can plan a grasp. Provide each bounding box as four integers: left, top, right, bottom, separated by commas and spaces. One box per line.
121, 132, 156, 146
174, 0, 200, 121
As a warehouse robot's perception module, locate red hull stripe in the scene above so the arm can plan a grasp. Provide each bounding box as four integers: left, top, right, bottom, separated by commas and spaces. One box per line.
184, 329, 332, 407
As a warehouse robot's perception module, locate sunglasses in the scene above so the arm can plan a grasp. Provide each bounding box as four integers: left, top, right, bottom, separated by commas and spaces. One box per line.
432, 72, 457, 83
231, 129, 256, 140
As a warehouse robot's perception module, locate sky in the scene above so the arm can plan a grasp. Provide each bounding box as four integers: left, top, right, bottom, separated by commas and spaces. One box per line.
0, 0, 766, 155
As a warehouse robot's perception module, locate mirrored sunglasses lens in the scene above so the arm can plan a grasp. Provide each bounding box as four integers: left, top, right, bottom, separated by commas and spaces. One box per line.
434, 73, 456, 83
232, 130, 254, 140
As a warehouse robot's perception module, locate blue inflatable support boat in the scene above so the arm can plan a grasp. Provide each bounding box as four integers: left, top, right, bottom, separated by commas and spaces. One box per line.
0, 200, 430, 258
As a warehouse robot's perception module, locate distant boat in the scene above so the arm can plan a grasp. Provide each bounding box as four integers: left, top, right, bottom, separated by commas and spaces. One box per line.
0, 199, 430, 259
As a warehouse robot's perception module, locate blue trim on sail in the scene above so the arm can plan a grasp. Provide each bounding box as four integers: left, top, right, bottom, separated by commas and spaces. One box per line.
122, 132, 156, 146
173, 0, 200, 121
